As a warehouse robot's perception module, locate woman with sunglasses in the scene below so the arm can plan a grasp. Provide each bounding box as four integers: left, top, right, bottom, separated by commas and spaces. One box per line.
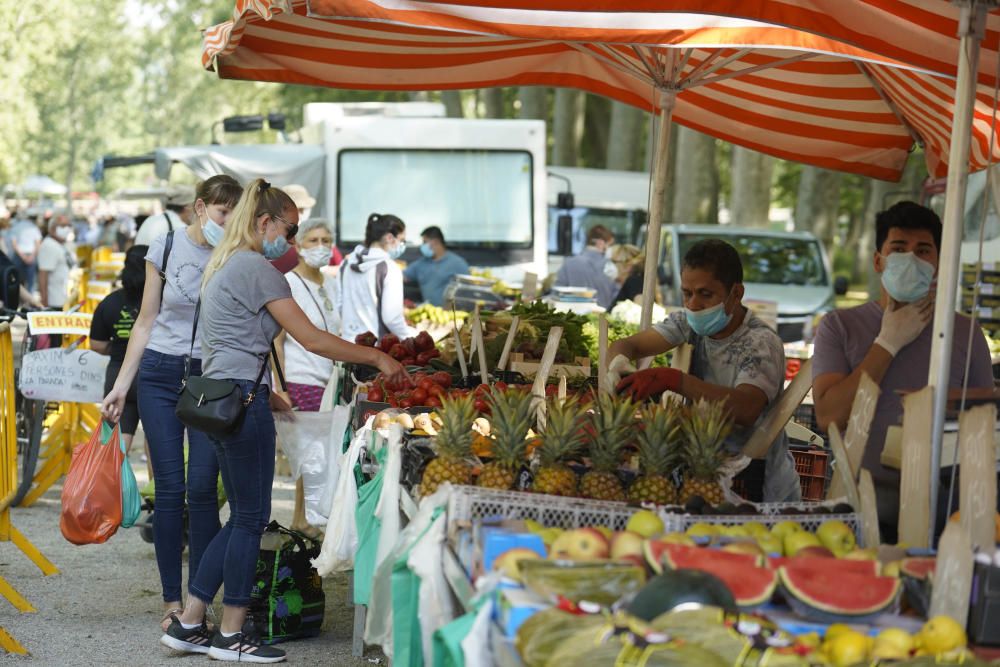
161, 180, 409, 663
272, 217, 340, 536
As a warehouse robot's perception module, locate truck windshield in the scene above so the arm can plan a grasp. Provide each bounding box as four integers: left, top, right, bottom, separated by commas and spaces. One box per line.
678, 233, 828, 286
338, 149, 533, 247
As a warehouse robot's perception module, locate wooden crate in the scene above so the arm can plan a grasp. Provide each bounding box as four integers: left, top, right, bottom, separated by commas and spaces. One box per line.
508, 353, 591, 378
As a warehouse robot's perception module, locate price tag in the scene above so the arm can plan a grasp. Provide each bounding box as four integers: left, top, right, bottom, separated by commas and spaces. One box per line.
829, 373, 879, 499
929, 521, 973, 627
898, 386, 933, 549
958, 404, 998, 552
858, 469, 881, 549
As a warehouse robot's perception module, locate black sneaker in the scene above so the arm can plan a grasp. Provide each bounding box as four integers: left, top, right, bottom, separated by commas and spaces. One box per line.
207, 631, 286, 663
159, 616, 215, 654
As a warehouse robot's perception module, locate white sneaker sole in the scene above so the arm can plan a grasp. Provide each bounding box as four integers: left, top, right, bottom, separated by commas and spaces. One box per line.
160, 633, 211, 654
207, 646, 286, 663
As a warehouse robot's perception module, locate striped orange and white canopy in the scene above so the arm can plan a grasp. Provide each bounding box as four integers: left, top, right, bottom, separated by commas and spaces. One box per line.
203, 0, 1000, 181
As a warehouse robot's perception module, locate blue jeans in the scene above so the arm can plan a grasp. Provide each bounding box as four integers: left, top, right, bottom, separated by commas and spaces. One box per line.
189, 380, 275, 607
137, 349, 221, 603
11, 253, 36, 293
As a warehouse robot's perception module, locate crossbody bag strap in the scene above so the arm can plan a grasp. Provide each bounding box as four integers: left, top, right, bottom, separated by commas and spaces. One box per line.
159, 230, 174, 302
375, 260, 388, 339
291, 271, 328, 331
183, 296, 200, 383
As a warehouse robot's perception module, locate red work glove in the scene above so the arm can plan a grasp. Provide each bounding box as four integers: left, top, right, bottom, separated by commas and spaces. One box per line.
616, 368, 684, 401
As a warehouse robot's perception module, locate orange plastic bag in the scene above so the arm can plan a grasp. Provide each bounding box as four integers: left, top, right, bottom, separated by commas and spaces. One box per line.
60, 421, 123, 545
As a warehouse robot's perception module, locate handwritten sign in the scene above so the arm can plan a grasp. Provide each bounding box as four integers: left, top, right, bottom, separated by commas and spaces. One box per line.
827, 425, 861, 512
532, 326, 563, 429
496, 316, 520, 372
929, 521, 973, 627
959, 404, 998, 552
17, 348, 109, 403
898, 386, 933, 549
27, 311, 93, 336
858, 469, 881, 549
829, 373, 880, 499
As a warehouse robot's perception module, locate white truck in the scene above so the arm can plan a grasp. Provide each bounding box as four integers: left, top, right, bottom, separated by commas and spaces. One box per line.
153, 103, 549, 283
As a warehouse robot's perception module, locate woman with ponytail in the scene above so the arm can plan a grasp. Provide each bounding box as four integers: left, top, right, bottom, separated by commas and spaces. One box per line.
338, 212, 417, 342
101, 174, 243, 634
162, 179, 409, 663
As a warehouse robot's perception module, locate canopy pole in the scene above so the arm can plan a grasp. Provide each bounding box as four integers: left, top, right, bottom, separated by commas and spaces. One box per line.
639, 88, 677, 334
927, 0, 988, 547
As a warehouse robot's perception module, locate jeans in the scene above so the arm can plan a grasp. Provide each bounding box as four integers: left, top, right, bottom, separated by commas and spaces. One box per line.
11, 254, 35, 293
137, 349, 221, 603
189, 380, 275, 607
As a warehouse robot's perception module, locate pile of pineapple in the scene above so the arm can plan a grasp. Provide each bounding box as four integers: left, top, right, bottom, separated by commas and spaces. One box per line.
419, 387, 735, 506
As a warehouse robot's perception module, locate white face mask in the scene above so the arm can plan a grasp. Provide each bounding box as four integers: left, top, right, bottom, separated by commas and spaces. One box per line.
302, 245, 333, 268
603, 260, 619, 281
53, 226, 72, 242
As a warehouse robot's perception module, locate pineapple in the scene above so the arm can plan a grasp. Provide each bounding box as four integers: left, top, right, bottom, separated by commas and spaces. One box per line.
421, 394, 477, 497
532, 397, 587, 497
579, 392, 637, 501
476, 389, 535, 490
628, 403, 681, 505
678, 399, 733, 505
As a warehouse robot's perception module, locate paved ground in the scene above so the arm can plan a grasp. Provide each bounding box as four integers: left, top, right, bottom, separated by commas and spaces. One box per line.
0, 429, 386, 666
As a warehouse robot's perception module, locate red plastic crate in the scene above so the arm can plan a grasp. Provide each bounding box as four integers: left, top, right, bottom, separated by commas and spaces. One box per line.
800, 476, 826, 501
792, 448, 829, 478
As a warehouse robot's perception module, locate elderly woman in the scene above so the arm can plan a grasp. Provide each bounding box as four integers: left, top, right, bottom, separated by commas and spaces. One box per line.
37, 214, 77, 309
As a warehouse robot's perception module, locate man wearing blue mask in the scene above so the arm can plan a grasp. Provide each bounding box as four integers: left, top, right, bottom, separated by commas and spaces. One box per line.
609, 239, 800, 502
403, 226, 470, 306
812, 201, 993, 539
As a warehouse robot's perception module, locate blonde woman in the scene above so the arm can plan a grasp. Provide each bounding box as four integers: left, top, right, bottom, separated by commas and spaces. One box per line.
162, 180, 408, 663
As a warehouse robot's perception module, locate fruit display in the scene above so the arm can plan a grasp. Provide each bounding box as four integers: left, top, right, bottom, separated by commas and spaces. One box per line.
477, 389, 534, 489
678, 398, 731, 504
578, 392, 636, 501
354, 329, 441, 367
653, 542, 778, 609
418, 394, 476, 496
628, 403, 680, 505
779, 562, 901, 621
531, 396, 586, 497
405, 303, 469, 328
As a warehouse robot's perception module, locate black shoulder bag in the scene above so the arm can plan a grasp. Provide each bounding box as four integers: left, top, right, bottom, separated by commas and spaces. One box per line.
175, 300, 286, 436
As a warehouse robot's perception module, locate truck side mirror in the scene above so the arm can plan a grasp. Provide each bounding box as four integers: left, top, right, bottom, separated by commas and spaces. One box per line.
834, 275, 849, 296
557, 214, 573, 256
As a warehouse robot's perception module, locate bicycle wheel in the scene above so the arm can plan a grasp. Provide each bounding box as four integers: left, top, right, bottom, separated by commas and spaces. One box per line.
12, 398, 44, 506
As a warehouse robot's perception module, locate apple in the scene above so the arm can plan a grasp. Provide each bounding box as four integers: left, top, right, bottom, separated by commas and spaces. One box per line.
796, 545, 836, 559
742, 522, 770, 538
593, 525, 614, 541
755, 533, 784, 556
882, 560, 902, 577
816, 520, 857, 557
686, 523, 719, 538
493, 548, 542, 582
722, 540, 765, 560
610, 531, 646, 560
549, 528, 610, 561
842, 547, 878, 561
659, 532, 696, 546
783, 531, 822, 557
771, 520, 804, 539
721, 525, 750, 538
626, 510, 665, 538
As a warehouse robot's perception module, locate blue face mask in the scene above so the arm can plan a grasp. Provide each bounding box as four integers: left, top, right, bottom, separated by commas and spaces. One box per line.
388, 240, 406, 260
263, 233, 290, 260
419, 242, 434, 259
202, 217, 224, 248
685, 300, 733, 337
880, 252, 934, 303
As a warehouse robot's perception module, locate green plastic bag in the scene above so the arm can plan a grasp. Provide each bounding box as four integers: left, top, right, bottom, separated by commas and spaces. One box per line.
119, 428, 141, 528
432, 611, 477, 667
353, 448, 387, 605
391, 506, 445, 667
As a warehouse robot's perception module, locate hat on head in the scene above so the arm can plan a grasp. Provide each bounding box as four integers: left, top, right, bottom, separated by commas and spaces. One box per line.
164, 186, 195, 207
284, 184, 316, 210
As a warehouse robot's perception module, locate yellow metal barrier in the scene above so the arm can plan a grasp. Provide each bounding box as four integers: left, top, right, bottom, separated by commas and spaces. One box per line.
0, 322, 60, 655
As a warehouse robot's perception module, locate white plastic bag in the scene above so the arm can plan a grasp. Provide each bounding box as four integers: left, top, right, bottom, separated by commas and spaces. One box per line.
374, 424, 404, 570
274, 411, 330, 525
311, 414, 369, 576
461, 599, 494, 667
319, 363, 345, 412
410, 509, 455, 667
316, 404, 352, 524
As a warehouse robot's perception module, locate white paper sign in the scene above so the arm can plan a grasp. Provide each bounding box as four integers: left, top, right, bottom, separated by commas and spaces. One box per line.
26, 311, 93, 336
17, 348, 109, 403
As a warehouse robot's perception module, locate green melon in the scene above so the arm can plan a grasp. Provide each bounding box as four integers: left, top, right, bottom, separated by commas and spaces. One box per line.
627, 570, 737, 621
779, 564, 900, 621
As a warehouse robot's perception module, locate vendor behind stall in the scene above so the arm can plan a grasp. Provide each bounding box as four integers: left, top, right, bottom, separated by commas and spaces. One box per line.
403, 225, 469, 306
608, 239, 800, 502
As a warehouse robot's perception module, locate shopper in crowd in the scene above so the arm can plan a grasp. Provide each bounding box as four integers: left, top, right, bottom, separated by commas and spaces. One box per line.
89, 244, 147, 454
134, 187, 195, 246
811, 201, 994, 541
609, 239, 800, 503
37, 214, 76, 309
607, 243, 648, 309
100, 175, 243, 633
163, 179, 409, 663
8, 211, 42, 293
403, 225, 469, 306
338, 213, 417, 342
269, 184, 343, 273
554, 224, 620, 309
272, 217, 341, 536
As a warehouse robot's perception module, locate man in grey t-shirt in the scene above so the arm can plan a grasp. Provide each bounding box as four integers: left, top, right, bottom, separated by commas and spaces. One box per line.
610, 239, 800, 503
812, 201, 994, 539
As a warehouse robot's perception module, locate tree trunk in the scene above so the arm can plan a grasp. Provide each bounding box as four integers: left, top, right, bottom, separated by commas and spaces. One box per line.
730, 146, 775, 228
518, 87, 547, 120
793, 166, 843, 251
671, 127, 718, 224
483, 88, 504, 118
606, 101, 644, 171
552, 88, 586, 166
441, 90, 464, 118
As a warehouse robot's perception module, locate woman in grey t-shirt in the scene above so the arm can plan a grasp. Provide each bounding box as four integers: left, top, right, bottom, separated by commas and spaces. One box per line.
164, 179, 409, 663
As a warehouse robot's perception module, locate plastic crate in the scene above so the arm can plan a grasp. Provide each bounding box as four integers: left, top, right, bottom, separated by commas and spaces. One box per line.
446, 484, 659, 532
792, 447, 829, 478
799, 476, 826, 501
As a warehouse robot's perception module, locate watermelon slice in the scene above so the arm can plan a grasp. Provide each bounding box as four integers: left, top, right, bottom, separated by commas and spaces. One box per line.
644, 542, 762, 574
779, 564, 900, 619
767, 556, 880, 577
651, 543, 776, 608
900, 556, 936, 581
